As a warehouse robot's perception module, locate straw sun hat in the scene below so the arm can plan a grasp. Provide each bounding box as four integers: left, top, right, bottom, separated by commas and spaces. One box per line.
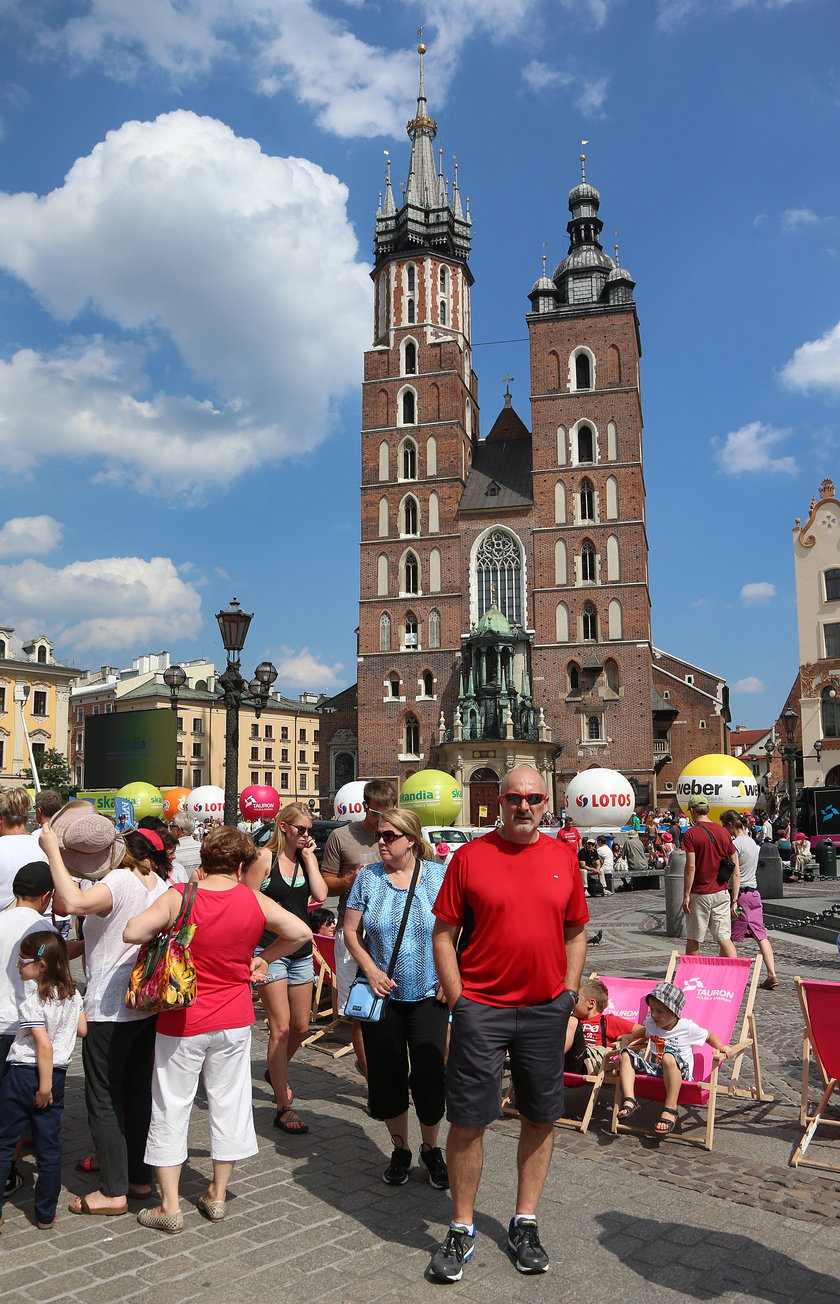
49, 801, 126, 881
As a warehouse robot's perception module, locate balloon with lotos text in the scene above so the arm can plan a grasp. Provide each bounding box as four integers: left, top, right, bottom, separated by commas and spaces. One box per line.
333, 780, 368, 822
163, 787, 191, 820
400, 770, 463, 826
676, 755, 758, 823
239, 784, 280, 822
116, 782, 164, 822
564, 768, 635, 829
186, 785, 226, 822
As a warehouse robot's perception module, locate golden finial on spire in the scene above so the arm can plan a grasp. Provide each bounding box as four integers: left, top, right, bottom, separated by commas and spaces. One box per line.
417, 25, 426, 54
614, 230, 620, 264
541, 241, 549, 277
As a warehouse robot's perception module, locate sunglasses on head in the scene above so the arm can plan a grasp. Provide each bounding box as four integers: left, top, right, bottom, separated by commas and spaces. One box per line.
377, 830, 407, 845
502, 792, 548, 807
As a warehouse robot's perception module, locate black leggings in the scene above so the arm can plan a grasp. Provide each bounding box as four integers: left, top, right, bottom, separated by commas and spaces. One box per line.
361, 996, 448, 1125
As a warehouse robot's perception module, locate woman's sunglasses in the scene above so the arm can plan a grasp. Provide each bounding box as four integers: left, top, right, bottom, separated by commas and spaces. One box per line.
377, 830, 407, 845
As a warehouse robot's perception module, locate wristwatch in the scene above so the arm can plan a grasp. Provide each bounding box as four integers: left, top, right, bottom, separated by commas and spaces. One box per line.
566, 990, 579, 1003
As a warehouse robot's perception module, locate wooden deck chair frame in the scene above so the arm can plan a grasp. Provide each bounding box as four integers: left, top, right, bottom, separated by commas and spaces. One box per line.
609, 950, 772, 1151
302, 936, 355, 1059
791, 976, 840, 1173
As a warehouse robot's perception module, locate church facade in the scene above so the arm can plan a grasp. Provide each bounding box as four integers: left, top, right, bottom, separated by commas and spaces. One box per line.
319, 48, 728, 823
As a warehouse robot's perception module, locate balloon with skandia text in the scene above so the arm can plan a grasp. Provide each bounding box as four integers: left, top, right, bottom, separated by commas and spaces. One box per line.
239, 784, 280, 821
116, 782, 164, 822
564, 769, 635, 828
333, 780, 368, 821
162, 787, 191, 819
186, 785, 226, 822
400, 770, 463, 826
676, 755, 758, 822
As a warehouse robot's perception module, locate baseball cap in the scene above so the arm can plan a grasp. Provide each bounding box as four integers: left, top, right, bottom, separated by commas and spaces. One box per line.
686, 795, 709, 810
13, 861, 53, 897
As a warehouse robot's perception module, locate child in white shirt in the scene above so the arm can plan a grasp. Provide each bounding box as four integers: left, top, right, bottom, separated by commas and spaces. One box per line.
610, 980, 730, 1135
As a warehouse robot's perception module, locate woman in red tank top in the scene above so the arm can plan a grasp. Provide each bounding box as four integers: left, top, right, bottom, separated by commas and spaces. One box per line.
123, 826, 311, 1233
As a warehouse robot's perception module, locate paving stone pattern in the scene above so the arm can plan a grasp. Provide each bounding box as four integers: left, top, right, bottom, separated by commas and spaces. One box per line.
2, 888, 839, 1303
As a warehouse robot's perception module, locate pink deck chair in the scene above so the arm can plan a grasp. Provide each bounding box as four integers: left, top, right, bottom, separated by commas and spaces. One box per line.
610, 950, 771, 1150
791, 977, 840, 1173
302, 934, 354, 1059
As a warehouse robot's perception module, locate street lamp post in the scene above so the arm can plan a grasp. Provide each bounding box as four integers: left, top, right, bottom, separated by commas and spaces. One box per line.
780, 708, 799, 839
166, 598, 278, 827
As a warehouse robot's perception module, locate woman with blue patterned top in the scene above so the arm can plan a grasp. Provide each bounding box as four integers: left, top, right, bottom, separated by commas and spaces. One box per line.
345, 807, 449, 1191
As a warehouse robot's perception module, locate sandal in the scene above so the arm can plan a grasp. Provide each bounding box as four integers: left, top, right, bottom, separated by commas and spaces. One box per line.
136, 1207, 184, 1234
274, 1106, 309, 1134
74, 1156, 100, 1173
197, 1193, 226, 1222
654, 1107, 679, 1135
617, 1097, 639, 1121
759, 977, 779, 990
68, 1195, 127, 1216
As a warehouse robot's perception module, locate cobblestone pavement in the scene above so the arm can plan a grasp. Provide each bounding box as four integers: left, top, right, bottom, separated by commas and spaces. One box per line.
2, 888, 839, 1304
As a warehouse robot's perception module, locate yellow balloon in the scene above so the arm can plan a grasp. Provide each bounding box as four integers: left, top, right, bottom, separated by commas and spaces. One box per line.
676, 754, 758, 822
400, 769, 463, 825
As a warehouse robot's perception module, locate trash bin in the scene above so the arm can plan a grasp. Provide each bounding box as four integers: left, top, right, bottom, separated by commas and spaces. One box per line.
756, 844, 784, 900
665, 849, 686, 938
814, 839, 838, 879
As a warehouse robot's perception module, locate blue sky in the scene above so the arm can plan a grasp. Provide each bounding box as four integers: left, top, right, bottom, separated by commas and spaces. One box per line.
0, 0, 837, 729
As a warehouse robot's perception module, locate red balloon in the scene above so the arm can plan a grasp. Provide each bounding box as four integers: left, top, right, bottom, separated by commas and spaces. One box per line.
239, 784, 280, 821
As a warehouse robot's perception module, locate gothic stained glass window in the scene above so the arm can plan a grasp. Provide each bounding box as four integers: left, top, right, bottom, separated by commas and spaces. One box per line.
405, 714, 420, 754
475, 530, 522, 625
428, 608, 441, 648
379, 612, 391, 651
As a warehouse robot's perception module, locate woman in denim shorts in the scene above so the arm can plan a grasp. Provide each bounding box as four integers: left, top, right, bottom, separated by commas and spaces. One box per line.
246, 804, 328, 1133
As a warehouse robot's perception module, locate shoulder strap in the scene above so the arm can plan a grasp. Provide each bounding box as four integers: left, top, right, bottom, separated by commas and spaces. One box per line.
384, 856, 422, 979
697, 823, 721, 850
172, 881, 197, 934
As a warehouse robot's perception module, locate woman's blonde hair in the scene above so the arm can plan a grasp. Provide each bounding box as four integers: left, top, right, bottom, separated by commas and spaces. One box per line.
0, 787, 31, 827
266, 802, 313, 859
376, 807, 434, 861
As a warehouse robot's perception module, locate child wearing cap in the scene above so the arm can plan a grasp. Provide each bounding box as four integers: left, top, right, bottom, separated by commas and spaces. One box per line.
609, 981, 731, 1135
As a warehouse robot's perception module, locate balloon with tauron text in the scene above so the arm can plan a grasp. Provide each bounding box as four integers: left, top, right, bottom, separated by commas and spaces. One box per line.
239, 785, 280, 821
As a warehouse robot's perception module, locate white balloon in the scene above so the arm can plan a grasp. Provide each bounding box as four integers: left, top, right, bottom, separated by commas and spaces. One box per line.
186, 785, 226, 821
333, 780, 368, 822
564, 768, 635, 829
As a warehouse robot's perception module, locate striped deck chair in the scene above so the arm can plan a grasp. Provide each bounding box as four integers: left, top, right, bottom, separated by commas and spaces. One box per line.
610, 951, 771, 1150
791, 977, 840, 1172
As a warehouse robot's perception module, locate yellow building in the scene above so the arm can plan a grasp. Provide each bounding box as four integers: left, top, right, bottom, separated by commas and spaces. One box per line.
0, 628, 80, 789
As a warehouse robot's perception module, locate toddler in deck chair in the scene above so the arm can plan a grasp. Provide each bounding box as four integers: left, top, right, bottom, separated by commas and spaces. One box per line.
564, 978, 636, 1076
608, 981, 731, 1135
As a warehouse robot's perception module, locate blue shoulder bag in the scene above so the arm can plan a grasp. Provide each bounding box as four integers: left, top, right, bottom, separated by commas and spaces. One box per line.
345, 857, 421, 1022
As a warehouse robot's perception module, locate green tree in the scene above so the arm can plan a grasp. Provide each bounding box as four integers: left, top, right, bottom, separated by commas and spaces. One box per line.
23, 748, 74, 799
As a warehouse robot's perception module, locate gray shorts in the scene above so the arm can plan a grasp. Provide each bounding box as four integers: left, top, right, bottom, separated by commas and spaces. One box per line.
446, 991, 575, 1129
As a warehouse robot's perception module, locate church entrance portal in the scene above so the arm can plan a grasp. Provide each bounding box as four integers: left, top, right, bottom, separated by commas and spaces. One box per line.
470, 767, 499, 827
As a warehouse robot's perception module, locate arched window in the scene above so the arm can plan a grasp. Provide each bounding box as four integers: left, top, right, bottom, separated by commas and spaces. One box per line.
378, 441, 390, 481
608, 599, 623, 639
426, 436, 437, 477
826, 570, 840, 602
420, 670, 434, 697
428, 608, 441, 648
556, 602, 569, 642
577, 425, 594, 464
377, 555, 388, 596
567, 662, 580, 696
475, 529, 522, 624
404, 612, 418, 647
378, 497, 389, 537
555, 539, 567, 585
555, 481, 566, 524
607, 534, 620, 582
439, 266, 447, 293
405, 714, 420, 756
406, 265, 415, 293
429, 548, 441, 592
556, 425, 567, 465
402, 390, 416, 424
439, 300, 447, 325
0, 639, 5, 657
581, 539, 596, 583
607, 344, 621, 386
575, 352, 592, 390
549, 350, 561, 391
404, 340, 417, 375
379, 613, 391, 651
429, 382, 440, 420
606, 476, 618, 519
37, 646, 47, 663
407, 298, 415, 324
582, 602, 598, 641
403, 551, 419, 594
607, 421, 617, 460
605, 659, 620, 692
387, 673, 401, 698
428, 491, 440, 533
822, 686, 840, 738
402, 495, 418, 535
587, 715, 602, 741
401, 439, 417, 480
580, 479, 595, 521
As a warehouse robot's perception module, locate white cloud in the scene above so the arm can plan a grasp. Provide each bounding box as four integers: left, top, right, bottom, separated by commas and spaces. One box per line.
657, 0, 807, 31
0, 111, 369, 493
732, 676, 766, 694
273, 646, 345, 692
0, 515, 63, 557
522, 61, 609, 114
781, 321, 840, 393
781, 206, 829, 233
0, 555, 202, 654
714, 421, 797, 475
740, 582, 776, 605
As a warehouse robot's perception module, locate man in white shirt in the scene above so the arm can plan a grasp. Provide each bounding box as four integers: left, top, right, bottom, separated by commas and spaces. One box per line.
168, 812, 202, 875
596, 836, 614, 892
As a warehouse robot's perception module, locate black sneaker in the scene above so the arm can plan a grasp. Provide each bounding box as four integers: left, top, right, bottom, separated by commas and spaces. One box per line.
383, 1146, 412, 1185
4, 1166, 23, 1198
428, 1224, 475, 1282
507, 1218, 549, 1273
419, 1145, 449, 1189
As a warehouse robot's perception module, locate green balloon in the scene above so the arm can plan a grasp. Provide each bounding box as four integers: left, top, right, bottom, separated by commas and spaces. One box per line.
116, 782, 165, 822
400, 769, 463, 825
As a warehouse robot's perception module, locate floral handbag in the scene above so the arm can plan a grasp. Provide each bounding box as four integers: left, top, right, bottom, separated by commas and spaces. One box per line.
125, 882, 198, 1012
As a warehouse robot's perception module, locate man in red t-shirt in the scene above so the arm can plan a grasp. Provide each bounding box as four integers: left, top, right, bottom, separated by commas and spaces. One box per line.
428, 766, 588, 1283
681, 794, 739, 958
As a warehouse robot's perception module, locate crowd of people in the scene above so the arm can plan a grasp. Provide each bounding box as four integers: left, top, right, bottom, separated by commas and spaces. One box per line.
0, 776, 809, 1279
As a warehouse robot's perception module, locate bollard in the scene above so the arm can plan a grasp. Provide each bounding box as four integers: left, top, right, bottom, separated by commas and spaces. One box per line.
756, 843, 784, 900
665, 849, 686, 938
